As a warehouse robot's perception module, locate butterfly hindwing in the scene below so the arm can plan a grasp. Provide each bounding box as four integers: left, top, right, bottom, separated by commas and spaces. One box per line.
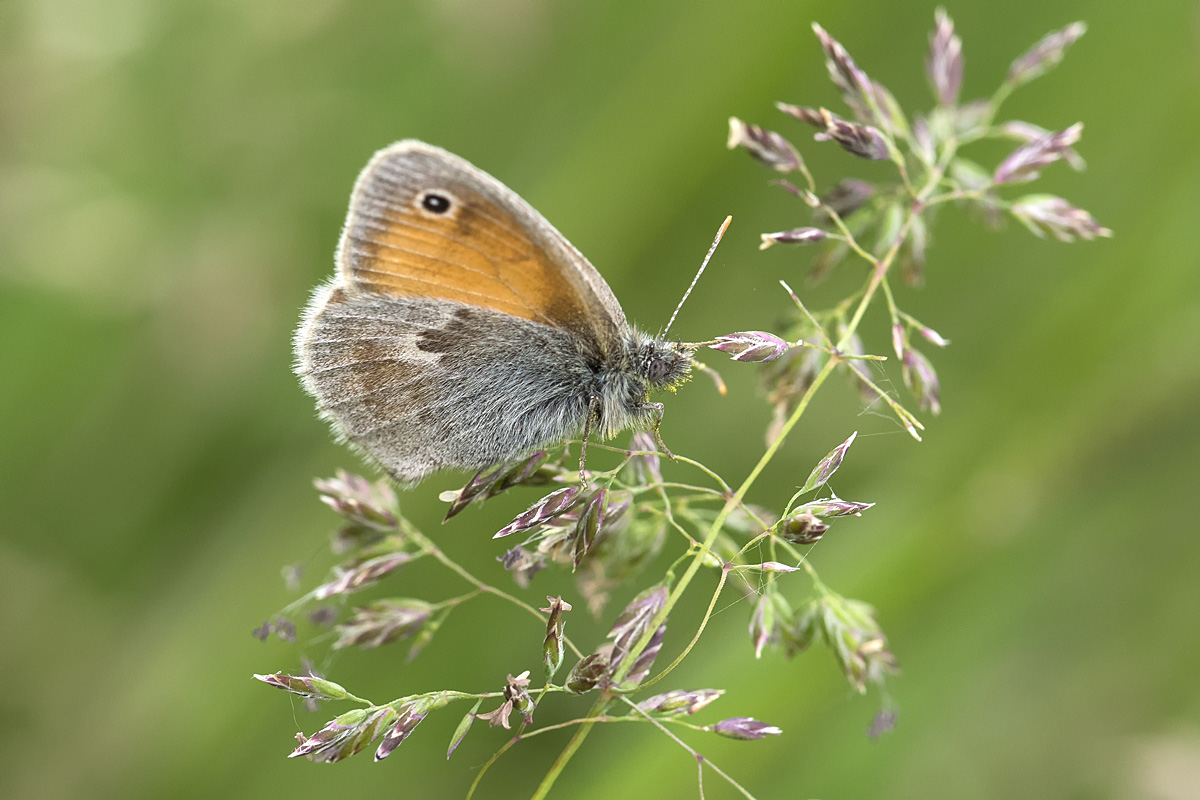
297, 286, 595, 484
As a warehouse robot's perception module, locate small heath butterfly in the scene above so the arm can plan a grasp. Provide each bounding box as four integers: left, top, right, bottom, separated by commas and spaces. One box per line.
294, 141, 695, 485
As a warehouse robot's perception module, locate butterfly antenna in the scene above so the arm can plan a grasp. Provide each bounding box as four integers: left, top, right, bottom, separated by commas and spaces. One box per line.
663, 215, 731, 337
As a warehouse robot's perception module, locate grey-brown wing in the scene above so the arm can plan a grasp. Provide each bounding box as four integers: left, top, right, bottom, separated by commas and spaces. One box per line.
295, 285, 594, 484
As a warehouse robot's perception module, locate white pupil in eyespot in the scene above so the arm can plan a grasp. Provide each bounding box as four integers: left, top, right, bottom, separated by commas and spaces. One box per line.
422, 193, 451, 213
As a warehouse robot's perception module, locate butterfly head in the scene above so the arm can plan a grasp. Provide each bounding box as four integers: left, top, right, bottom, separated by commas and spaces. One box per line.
634, 333, 695, 391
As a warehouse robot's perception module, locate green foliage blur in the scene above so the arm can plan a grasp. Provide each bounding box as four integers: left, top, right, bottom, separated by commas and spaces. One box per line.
3, 1, 1199, 797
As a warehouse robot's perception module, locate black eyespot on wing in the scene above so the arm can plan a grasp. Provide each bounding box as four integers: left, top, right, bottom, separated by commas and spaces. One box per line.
421, 192, 452, 214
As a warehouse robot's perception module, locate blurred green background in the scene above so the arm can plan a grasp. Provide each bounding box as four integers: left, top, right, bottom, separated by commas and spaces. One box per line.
3, 0, 1199, 797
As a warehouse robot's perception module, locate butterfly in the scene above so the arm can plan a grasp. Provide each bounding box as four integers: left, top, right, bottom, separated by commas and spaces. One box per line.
294, 141, 695, 485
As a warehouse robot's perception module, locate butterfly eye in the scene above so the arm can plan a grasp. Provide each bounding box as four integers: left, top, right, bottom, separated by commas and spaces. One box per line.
420, 192, 452, 214
648, 356, 669, 383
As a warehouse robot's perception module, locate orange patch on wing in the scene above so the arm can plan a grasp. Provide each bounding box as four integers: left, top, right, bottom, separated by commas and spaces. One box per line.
338, 153, 597, 343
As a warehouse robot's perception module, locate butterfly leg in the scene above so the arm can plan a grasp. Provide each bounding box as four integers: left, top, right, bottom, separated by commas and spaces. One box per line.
578, 395, 602, 488
644, 402, 676, 460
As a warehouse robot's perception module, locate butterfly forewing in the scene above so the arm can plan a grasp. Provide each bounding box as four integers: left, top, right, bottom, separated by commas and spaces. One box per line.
337, 140, 627, 356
